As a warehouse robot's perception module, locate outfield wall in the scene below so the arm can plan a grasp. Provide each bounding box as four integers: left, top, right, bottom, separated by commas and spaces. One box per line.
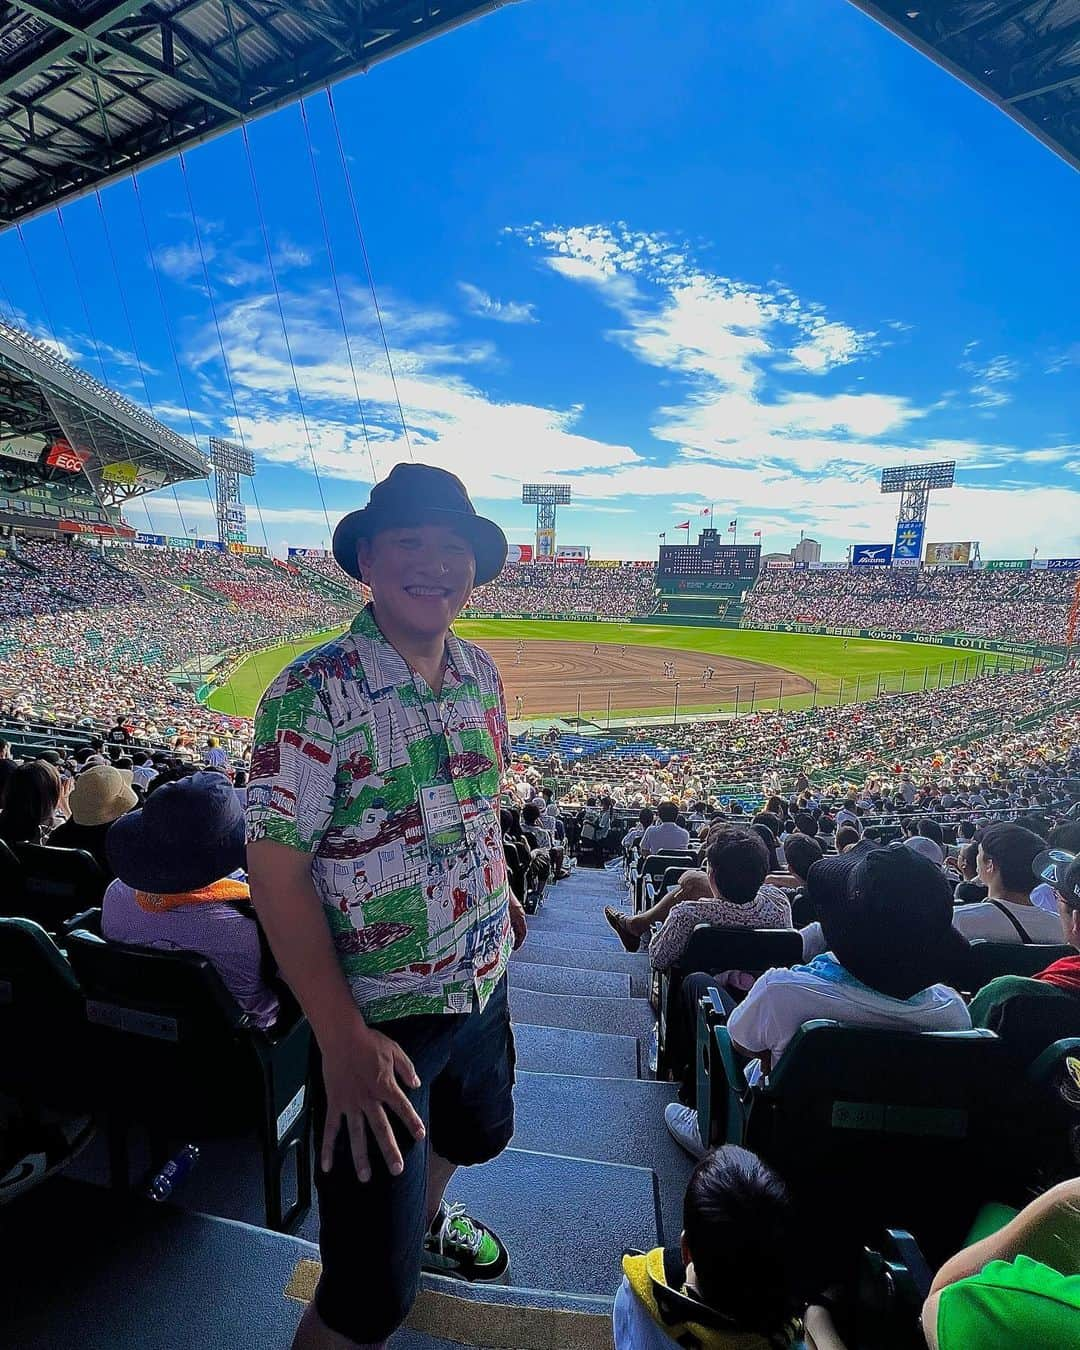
735, 621, 1066, 662
465, 610, 1065, 658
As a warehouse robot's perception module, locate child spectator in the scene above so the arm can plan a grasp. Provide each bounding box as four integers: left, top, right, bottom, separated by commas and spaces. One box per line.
614, 1145, 804, 1349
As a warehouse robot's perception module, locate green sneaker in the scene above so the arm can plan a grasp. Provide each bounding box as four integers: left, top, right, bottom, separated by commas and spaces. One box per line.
421, 1201, 511, 1283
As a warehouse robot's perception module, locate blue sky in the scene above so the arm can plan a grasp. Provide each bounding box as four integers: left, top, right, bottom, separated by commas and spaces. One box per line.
1, 0, 1078, 560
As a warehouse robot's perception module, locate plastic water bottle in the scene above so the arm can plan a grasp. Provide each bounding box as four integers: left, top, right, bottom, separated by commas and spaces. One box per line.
147, 1144, 200, 1201
648, 1023, 659, 1076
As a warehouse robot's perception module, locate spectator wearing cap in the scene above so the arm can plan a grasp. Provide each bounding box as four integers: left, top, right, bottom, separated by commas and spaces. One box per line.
101, 771, 278, 1029
952, 823, 1065, 945
1029, 822, 1080, 914
49, 764, 137, 876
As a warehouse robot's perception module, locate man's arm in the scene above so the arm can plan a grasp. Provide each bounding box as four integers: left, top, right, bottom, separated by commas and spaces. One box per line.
247, 840, 425, 1182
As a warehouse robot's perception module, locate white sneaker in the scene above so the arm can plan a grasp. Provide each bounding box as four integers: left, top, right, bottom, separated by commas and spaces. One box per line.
664, 1102, 706, 1160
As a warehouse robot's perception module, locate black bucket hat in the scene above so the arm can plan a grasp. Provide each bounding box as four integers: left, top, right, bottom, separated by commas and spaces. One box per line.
809, 842, 968, 999
332, 463, 508, 585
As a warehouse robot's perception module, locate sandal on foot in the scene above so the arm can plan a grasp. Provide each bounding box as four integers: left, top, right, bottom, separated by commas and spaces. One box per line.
604, 906, 641, 953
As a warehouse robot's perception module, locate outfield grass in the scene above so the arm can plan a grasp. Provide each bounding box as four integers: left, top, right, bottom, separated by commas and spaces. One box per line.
205, 618, 1025, 721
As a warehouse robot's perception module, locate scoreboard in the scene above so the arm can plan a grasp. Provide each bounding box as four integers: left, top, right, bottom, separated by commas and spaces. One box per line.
658, 530, 760, 581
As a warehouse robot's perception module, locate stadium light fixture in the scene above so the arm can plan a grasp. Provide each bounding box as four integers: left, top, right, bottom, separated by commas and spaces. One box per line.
880, 462, 956, 493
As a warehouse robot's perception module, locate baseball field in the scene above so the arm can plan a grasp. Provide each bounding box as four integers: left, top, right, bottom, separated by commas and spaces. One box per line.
203, 619, 1023, 723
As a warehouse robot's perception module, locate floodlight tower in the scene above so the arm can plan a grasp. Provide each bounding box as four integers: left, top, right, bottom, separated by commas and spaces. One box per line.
522, 482, 571, 562
880, 461, 955, 562
209, 437, 255, 545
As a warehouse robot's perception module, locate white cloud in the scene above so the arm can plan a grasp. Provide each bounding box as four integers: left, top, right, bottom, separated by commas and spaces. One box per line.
959, 351, 1020, 409
156, 241, 208, 283
458, 283, 537, 324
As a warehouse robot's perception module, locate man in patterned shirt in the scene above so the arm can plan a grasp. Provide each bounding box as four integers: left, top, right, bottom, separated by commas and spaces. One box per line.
247, 464, 527, 1350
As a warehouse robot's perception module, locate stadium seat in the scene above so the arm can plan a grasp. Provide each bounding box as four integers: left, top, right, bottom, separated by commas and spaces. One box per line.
697, 1017, 1065, 1274
12, 844, 107, 933
634, 850, 697, 912
973, 988, 1080, 1067
953, 938, 1074, 994
0, 916, 89, 1110
655, 925, 802, 1077
64, 931, 312, 1232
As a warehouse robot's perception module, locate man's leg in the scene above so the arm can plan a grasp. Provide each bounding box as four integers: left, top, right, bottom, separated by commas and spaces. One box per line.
426, 1150, 457, 1227
291, 1302, 385, 1350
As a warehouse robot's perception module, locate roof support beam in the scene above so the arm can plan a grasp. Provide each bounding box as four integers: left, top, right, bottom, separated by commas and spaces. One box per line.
4, 0, 247, 117
0, 0, 150, 97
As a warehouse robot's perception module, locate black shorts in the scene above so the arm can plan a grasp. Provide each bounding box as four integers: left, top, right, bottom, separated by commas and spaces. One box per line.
309, 977, 516, 1343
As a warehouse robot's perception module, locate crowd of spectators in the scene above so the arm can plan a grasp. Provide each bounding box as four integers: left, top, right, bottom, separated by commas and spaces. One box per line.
466, 561, 657, 619
0, 537, 353, 739
744, 566, 1077, 645
514, 664, 1080, 813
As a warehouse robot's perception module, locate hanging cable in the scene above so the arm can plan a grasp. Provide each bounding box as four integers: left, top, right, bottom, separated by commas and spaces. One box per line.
325, 86, 413, 461
299, 95, 379, 483
55, 207, 111, 387
176, 151, 275, 557
94, 189, 192, 541
239, 121, 334, 541
13, 218, 150, 538
129, 173, 230, 546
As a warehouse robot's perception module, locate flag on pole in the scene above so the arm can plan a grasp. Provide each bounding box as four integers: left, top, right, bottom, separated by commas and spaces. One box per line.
753, 530, 761, 539
676, 520, 690, 529
727, 519, 737, 533
700, 507, 712, 516
658, 532, 666, 541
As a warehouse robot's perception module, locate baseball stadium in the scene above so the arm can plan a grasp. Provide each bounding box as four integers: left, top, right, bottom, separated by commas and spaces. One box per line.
2, 5, 1080, 1350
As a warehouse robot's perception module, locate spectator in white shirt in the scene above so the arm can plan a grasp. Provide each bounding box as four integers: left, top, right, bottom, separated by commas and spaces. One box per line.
952, 822, 1065, 945
203, 735, 228, 771
639, 800, 691, 858
728, 845, 970, 1086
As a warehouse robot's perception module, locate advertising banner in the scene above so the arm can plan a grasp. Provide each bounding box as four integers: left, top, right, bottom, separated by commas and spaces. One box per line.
101, 460, 138, 484
925, 541, 972, 566
45, 442, 89, 472
167, 536, 194, 549
506, 544, 534, 564
893, 520, 924, 563
1039, 558, 1080, 570
809, 561, 847, 570
136, 532, 166, 546
228, 543, 267, 556
0, 435, 45, 463
135, 467, 167, 489
765, 559, 795, 569
288, 547, 331, 558
535, 528, 555, 560
556, 545, 588, 562
852, 543, 893, 567
986, 559, 1031, 572
740, 620, 1062, 659
195, 538, 226, 552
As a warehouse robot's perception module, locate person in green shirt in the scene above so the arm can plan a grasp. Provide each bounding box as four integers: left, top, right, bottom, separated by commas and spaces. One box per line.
921, 1178, 1080, 1348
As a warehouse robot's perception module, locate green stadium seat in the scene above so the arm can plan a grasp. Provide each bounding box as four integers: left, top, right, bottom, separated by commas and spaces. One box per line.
64, 930, 313, 1232
0, 916, 89, 1110
697, 1017, 1068, 1276
656, 925, 802, 1077
953, 939, 1074, 995
12, 844, 107, 933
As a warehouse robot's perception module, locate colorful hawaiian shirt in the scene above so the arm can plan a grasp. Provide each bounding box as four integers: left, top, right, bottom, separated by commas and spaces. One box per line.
246, 604, 512, 1023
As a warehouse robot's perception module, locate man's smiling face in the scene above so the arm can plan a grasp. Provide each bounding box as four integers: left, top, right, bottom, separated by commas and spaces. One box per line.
357, 524, 477, 641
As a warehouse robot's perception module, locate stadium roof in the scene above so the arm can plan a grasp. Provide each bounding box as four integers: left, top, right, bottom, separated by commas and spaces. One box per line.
0, 319, 208, 504
848, 2, 1080, 174
0, 0, 518, 226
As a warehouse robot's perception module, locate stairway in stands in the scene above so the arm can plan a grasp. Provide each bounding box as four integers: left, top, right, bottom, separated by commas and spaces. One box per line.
5, 864, 690, 1349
